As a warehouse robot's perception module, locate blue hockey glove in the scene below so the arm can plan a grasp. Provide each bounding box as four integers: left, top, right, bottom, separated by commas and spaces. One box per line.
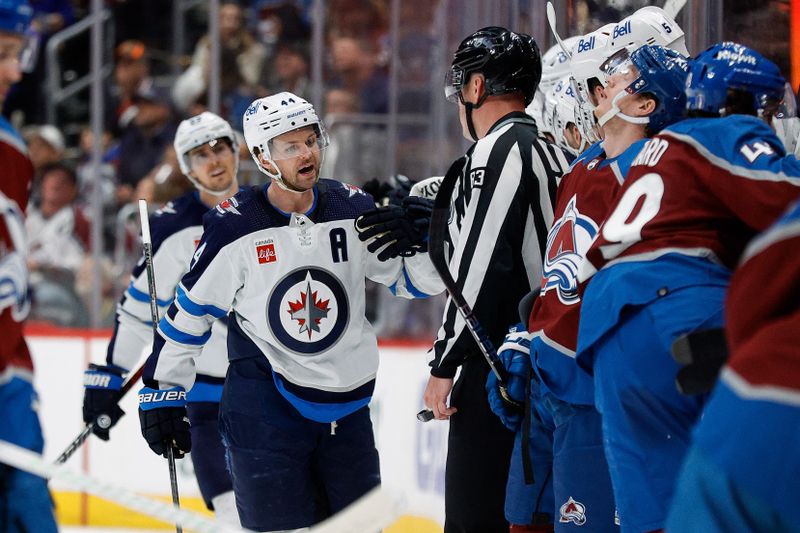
486, 324, 533, 432
138, 386, 191, 458
83, 364, 126, 441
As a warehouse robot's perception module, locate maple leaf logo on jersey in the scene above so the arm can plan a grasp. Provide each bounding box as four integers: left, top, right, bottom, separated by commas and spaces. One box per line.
287, 280, 330, 338
542, 195, 598, 305
559, 497, 587, 526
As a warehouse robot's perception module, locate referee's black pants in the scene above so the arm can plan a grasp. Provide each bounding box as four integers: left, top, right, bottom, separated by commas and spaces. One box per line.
445, 357, 515, 533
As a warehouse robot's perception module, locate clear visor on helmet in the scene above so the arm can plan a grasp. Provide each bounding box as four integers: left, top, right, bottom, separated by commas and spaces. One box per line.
187, 138, 234, 167
268, 123, 330, 161
768, 82, 799, 120
444, 67, 465, 103
570, 76, 595, 108
0, 32, 38, 74
599, 48, 641, 86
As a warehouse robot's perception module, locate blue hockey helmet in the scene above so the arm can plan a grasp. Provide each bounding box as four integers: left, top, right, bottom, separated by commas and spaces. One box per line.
0, 0, 32, 35
596, 44, 690, 133
686, 42, 794, 120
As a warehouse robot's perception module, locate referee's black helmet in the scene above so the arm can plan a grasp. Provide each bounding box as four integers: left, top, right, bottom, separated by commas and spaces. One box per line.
446, 26, 542, 106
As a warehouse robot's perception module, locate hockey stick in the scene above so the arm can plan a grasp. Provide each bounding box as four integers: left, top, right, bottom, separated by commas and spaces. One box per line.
2, 439, 405, 533
417, 158, 519, 423
139, 199, 183, 533
663, 0, 688, 19
54, 364, 145, 464
546, 2, 572, 58
2, 439, 247, 533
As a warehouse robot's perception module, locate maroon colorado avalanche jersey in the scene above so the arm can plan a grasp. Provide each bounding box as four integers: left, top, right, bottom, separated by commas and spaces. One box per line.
0, 116, 35, 376
580, 115, 800, 282
528, 139, 645, 404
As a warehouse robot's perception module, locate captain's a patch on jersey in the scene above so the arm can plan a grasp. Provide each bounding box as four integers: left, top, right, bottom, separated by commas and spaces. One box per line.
216, 196, 241, 216
255, 238, 277, 264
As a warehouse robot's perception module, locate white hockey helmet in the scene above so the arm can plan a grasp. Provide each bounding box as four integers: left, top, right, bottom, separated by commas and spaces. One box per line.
607, 6, 689, 58
242, 92, 330, 191
526, 90, 553, 137
568, 24, 615, 144
174, 111, 239, 196
539, 36, 582, 93
552, 75, 587, 157
569, 24, 615, 108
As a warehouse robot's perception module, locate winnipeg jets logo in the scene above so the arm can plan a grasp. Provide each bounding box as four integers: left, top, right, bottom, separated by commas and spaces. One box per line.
542, 195, 598, 305
287, 277, 331, 338
268, 268, 349, 354
559, 497, 587, 526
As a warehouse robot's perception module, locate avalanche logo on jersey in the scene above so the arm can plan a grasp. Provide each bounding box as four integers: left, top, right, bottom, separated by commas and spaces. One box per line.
267, 267, 349, 355
559, 497, 587, 526
542, 195, 598, 305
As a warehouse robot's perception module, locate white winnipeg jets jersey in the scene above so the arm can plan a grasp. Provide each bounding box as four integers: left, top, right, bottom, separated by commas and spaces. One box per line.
107, 192, 228, 393
146, 180, 441, 422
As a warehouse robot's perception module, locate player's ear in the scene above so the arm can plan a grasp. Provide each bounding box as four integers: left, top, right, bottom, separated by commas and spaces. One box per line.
257, 153, 278, 174
467, 72, 485, 101
638, 95, 657, 117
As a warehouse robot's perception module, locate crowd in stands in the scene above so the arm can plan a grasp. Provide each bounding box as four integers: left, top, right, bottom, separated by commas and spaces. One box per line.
3, 0, 422, 331
6, 0, 793, 334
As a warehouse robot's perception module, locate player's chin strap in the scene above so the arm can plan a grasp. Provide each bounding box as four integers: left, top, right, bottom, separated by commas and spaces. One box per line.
258, 155, 321, 195
597, 89, 650, 128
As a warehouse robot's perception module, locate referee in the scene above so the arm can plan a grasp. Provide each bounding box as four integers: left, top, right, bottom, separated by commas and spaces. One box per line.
423, 27, 570, 532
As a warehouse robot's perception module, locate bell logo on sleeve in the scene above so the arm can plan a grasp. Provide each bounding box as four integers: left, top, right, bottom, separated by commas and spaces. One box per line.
255, 239, 278, 264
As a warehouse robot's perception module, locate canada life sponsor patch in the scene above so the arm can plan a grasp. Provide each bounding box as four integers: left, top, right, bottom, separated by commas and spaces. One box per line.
559, 496, 587, 526
255, 238, 277, 264
267, 267, 349, 355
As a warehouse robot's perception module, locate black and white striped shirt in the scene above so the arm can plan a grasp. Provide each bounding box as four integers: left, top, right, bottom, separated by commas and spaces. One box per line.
431, 111, 570, 377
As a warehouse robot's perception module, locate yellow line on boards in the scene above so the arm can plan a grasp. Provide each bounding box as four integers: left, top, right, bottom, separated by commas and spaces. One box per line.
53, 491, 443, 532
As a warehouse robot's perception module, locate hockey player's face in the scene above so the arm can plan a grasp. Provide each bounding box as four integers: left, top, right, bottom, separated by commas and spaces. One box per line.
188, 139, 237, 193
0, 33, 24, 105
270, 126, 322, 190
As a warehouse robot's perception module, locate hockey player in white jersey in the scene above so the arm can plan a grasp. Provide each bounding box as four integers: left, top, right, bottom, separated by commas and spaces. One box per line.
136, 92, 441, 532
82, 111, 240, 522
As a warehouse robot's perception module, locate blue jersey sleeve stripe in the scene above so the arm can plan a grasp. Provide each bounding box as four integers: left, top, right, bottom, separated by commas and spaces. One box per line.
176, 285, 227, 318
158, 316, 211, 346
401, 267, 430, 298
127, 282, 173, 307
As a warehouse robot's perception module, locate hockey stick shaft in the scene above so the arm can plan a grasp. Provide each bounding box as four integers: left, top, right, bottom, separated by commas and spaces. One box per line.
546, 2, 572, 58
4, 439, 406, 533
139, 199, 183, 533
663, 0, 688, 19
419, 158, 518, 422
